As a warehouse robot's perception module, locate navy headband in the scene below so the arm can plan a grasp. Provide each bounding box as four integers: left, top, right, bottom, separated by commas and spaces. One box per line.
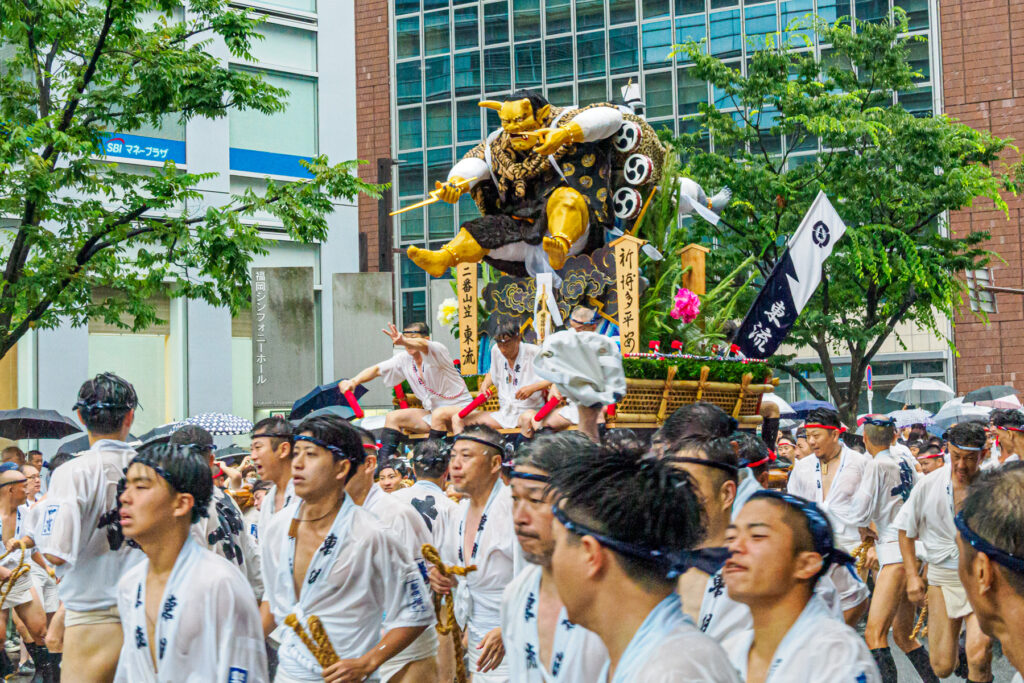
73, 400, 131, 411
128, 452, 211, 518
293, 434, 358, 462
749, 490, 855, 579
667, 455, 739, 474
949, 441, 984, 452
955, 511, 1024, 575
863, 416, 896, 427
453, 434, 505, 454
511, 470, 550, 483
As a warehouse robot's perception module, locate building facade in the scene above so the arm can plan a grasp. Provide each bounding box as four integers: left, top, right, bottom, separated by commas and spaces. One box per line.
2, 0, 363, 444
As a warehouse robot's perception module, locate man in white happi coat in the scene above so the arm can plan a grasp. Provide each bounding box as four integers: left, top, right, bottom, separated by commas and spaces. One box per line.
547, 435, 738, 682
348, 427, 439, 683
501, 432, 608, 681
956, 463, 1024, 682
37, 373, 144, 683
829, 416, 939, 682
988, 409, 1024, 470
428, 426, 516, 681
786, 408, 870, 625
456, 321, 547, 436
251, 416, 296, 544
115, 442, 268, 683
340, 322, 472, 458
722, 491, 880, 682
894, 421, 994, 682
262, 414, 432, 683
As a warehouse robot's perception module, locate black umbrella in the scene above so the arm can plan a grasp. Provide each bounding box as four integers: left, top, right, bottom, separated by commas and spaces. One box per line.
57, 431, 139, 455
134, 423, 180, 445
964, 385, 1017, 403
289, 381, 368, 421
290, 405, 357, 427
0, 409, 82, 440
215, 444, 250, 466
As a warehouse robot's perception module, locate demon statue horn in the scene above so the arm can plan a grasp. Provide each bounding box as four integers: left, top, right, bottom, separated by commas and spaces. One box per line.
406, 88, 666, 279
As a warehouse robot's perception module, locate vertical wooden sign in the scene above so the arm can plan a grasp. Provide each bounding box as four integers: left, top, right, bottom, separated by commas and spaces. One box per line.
610, 234, 646, 356
680, 243, 710, 295
457, 262, 478, 374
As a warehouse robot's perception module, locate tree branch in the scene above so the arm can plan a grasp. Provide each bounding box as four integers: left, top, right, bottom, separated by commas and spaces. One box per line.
774, 363, 828, 402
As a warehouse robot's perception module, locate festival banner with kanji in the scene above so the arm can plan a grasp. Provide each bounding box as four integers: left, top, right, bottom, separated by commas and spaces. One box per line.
457, 262, 479, 374
611, 234, 646, 356
734, 191, 847, 359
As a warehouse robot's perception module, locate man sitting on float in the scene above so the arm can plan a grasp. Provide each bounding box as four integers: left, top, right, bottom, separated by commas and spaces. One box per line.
453, 320, 549, 437
339, 322, 471, 458
407, 89, 652, 278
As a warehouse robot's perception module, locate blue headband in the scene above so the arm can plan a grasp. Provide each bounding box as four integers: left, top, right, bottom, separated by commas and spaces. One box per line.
293, 434, 358, 462
749, 490, 855, 579
955, 511, 1024, 575
863, 416, 896, 427
453, 434, 505, 454
511, 470, 550, 483
949, 441, 984, 452
128, 452, 211, 519
73, 400, 130, 411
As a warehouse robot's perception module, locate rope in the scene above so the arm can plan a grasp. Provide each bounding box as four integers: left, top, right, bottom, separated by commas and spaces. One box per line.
853, 539, 873, 578
422, 543, 477, 683
0, 541, 29, 609
910, 606, 928, 640
284, 613, 339, 669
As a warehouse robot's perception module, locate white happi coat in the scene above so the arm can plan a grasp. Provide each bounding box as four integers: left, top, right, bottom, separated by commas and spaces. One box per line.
35, 439, 144, 611
115, 537, 268, 683
255, 480, 295, 545
500, 564, 608, 682
787, 444, 870, 552
892, 466, 959, 570
378, 341, 472, 413
600, 594, 739, 683
191, 487, 262, 599
722, 595, 880, 682
390, 480, 459, 553
732, 470, 761, 520
488, 343, 545, 429
263, 495, 434, 681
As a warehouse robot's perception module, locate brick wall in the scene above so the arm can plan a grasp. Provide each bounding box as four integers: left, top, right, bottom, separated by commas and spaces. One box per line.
355, 0, 392, 272
943, 0, 1024, 391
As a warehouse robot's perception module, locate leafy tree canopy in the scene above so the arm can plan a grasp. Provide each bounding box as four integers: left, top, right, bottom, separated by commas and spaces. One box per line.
0, 0, 379, 358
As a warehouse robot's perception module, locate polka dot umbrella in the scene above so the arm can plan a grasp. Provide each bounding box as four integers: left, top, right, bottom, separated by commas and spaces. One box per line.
178, 412, 254, 436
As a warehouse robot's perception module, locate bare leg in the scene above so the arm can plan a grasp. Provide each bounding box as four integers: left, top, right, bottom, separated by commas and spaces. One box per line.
965, 613, 993, 681
429, 405, 462, 434
578, 405, 601, 443
891, 590, 920, 653
436, 631, 455, 683
44, 606, 63, 653
62, 622, 123, 683
386, 656, 440, 683
460, 412, 505, 431
864, 564, 906, 650
843, 598, 868, 628
518, 411, 537, 438
535, 411, 574, 433
925, 585, 961, 678
384, 408, 433, 434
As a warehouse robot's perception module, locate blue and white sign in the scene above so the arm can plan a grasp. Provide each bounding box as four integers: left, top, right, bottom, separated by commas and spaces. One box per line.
229, 147, 314, 178
99, 132, 186, 164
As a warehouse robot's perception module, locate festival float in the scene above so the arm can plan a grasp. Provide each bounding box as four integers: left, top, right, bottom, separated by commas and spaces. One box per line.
393, 85, 779, 433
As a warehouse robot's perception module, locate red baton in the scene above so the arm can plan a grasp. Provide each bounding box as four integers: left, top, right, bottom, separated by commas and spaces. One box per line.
459, 389, 493, 419
606, 403, 617, 418
344, 391, 365, 419
534, 396, 560, 422
394, 384, 409, 409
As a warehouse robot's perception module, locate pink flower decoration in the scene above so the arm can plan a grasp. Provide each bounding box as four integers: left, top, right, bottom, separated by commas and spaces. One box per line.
670, 287, 701, 323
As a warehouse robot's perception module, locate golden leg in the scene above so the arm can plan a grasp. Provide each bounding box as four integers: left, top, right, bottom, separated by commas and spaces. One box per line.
543, 187, 589, 270
407, 228, 488, 278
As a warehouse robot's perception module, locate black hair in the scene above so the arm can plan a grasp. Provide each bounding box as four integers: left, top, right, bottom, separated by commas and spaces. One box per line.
353, 425, 377, 446
461, 424, 505, 456
991, 409, 1024, 430
377, 457, 408, 478
509, 89, 550, 117
130, 442, 214, 524
169, 425, 215, 451
906, 439, 924, 452
74, 373, 138, 434
945, 421, 987, 450
961, 462, 1024, 595
919, 444, 943, 457
515, 431, 598, 475
670, 434, 740, 484
492, 318, 522, 340
654, 402, 736, 451
26, 450, 41, 458
48, 452, 75, 472
805, 408, 842, 429
1, 447, 24, 464
294, 414, 367, 483
734, 431, 771, 476
907, 425, 928, 441
548, 438, 704, 591
411, 439, 450, 479
403, 321, 430, 335
252, 416, 294, 453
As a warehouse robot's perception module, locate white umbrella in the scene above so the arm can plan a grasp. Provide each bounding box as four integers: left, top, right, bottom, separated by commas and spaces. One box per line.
975, 394, 1022, 410
931, 403, 991, 431
887, 378, 955, 406
887, 408, 933, 428
761, 393, 796, 418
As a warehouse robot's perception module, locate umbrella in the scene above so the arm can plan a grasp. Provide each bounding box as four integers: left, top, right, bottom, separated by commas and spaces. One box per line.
790, 400, 837, 419
964, 385, 1017, 404
215, 444, 250, 465
886, 378, 954, 406
761, 393, 796, 418
289, 381, 368, 421
931, 403, 991, 431
976, 394, 1022, 410
58, 431, 138, 455
179, 413, 253, 436
0, 408, 82, 440
133, 423, 180, 446
887, 409, 933, 429
290, 405, 357, 427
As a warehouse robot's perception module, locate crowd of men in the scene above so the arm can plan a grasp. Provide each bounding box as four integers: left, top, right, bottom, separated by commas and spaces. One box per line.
2, 320, 1023, 682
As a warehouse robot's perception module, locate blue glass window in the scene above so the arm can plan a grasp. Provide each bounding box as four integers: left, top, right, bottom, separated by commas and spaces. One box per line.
424, 11, 450, 56
781, 0, 814, 48
402, 290, 427, 322
484, 48, 511, 91
514, 0, 541, 41
895, 0, 928, 31
855, 0, 887, 24
454, 52, 481, 95
676, 0, 704, 15
710, 0, 737, 9
395, 0, 419, 16
643, 0, 670, 20
546, 36, 574, 81
399, 207, 425, 244
425, 102, 452, 147
609, 0, 636, 24
898, 86, 933, 117
577, 0, 604, 31
484, 2, 509, 44
396, 61, 422, 105
710, 10, 741, 58
908, 38, 930, 82
817, 0, 850, 25
577, 31, 606, 80
745, 3, 777, 51
677, 67, 707, 116
546, 84, 574, 106
546, 0, 571, 35
427, 148, 452, 188
397, 17, 420, 59
398, 151, 424, 197
675, 14, 706, 62
644, 71, 673, 118
578, 79, 607, 105
609, 27, 639, 74
642, 21, 672, 69
454, 6, 479, 50
515, 42, 543, 88
399, 107, 422, 149
457, 99, 482, 143
424, 56, 451, 100
423, 0, 447, 9
429, 200, 456, 240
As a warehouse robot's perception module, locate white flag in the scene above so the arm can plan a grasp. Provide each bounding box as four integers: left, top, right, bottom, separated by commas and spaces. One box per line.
785, 191, 847, 310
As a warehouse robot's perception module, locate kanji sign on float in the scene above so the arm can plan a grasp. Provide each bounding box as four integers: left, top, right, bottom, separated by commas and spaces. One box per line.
734, 191, 847, 359
457, 262, 479, 374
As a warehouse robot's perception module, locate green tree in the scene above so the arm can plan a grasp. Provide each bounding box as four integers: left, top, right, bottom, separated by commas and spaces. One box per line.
669, 10, 1018, 426
0, 0, 379, 358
